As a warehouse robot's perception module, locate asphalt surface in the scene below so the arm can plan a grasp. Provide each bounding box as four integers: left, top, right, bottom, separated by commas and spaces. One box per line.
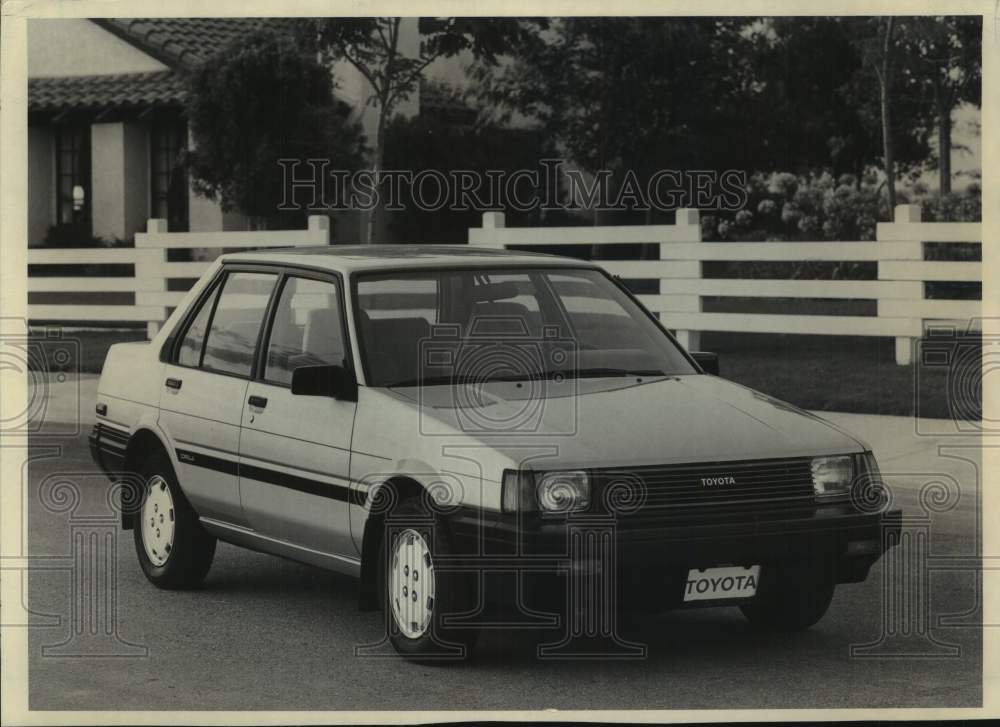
23, 379, 983, 710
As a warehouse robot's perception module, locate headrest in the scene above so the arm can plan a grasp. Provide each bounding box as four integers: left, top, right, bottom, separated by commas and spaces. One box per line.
303, 307, 344, 365
467, 301, 537, 336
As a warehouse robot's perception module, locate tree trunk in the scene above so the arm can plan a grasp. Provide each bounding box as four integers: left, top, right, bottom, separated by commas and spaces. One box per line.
364, 18, 400, 245
879, 17, 897, 214
934, 78, 952, 195
880, 88, 896, 211
364, 109, 386, 245
590, 36, 614, 257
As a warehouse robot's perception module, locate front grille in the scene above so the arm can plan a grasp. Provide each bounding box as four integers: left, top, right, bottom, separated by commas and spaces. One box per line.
595, 457, 816, 514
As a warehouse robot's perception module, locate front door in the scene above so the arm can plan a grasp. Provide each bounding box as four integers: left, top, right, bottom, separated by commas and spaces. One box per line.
238, 273, 358, 557
158, 269, 279, 526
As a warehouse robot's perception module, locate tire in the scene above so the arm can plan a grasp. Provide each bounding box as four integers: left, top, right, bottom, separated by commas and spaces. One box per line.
380, 496, 479, 661
739, 566, 835, 632
133, 451, 216, 589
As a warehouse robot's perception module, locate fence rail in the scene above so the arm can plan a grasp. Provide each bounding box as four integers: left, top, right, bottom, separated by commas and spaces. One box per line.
469, 205, 982, 365
27, 216, 330, 337
27, 207, 981, 366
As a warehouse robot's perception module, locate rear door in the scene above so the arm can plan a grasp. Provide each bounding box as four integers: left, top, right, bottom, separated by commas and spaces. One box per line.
158, 269, 278, 526
237, 271, 358, 557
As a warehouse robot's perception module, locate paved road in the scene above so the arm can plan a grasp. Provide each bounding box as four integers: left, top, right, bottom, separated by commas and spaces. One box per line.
23, 380, 982, 710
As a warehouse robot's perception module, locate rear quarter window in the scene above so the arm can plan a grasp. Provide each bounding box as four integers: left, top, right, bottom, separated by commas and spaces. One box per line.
176, 283, 220, 367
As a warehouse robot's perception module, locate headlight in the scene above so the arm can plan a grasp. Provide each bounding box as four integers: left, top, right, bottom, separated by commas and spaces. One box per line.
536, 471, 590, 513
500, 469, 591, 513
811, 455, 854, 500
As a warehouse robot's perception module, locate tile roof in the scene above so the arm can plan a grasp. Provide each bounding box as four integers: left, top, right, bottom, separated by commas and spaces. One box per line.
93, 18, 293, 68
28, 19, 299, 113
28, 70, 187, 112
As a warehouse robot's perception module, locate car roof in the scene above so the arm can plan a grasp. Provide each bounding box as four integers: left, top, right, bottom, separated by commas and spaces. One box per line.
218, 244, 598, 274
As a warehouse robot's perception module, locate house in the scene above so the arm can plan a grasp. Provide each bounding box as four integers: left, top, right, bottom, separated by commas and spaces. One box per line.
26, 18, 428, 248
29, 19, 253, 247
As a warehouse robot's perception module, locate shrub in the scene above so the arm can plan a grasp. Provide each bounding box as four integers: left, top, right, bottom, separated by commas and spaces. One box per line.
702, 171, 980, 281
918, 183, 981, 222
42, 224, 126, 248
708, 171, 884, 243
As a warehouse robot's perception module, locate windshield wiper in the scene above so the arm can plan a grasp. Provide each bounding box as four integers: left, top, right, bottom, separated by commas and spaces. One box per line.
550, 367, 669, 380
387, 372, 549, 387
385, 368, 668, 387
385, 375, 459, 388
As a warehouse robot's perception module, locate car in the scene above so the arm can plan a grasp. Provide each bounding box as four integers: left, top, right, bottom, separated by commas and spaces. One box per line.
90, 244, 900, 659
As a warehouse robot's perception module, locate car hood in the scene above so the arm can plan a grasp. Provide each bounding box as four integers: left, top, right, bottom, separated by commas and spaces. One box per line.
382, 375, 867, 471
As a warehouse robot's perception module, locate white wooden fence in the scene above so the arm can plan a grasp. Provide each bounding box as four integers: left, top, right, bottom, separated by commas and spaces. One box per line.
28, 216, 330, 338
469, 205, 981, 365
27, 206, 982, 366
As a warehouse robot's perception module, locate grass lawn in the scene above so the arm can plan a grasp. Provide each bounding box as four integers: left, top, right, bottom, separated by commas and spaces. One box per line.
702, 332, 980, 420
28, 327, 979, 420
28, 327, 148, 375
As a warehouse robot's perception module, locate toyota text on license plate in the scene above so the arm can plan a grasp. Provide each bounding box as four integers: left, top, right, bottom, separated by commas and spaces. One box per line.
684, 565, 761, 601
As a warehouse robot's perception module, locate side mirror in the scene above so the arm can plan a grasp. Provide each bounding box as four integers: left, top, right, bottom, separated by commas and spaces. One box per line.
690, 351, 719, 376
291, 364, 358, 401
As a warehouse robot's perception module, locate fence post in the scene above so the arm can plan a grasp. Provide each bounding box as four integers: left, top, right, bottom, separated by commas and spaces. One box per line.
307, 214, 331, 244
468, 212, 506, 248
879, 204, 923, 365
135, 218, 169, 339
483, 211, 506, 230
668, 208, 701, 351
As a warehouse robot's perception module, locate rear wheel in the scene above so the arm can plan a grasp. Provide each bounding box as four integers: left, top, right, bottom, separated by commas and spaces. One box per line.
739, 566, 835, 631
381, 496, 479, 661
133, 452, 216, 589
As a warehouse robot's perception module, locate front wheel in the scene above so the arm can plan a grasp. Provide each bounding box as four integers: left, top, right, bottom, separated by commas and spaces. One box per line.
133, 452, 216, 589
381, 497, 479, 661
739, 567, 835, 631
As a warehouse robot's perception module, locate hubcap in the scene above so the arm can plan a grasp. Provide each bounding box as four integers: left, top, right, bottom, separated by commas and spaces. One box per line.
141, 475, 175, 567
389, 528, 435, 639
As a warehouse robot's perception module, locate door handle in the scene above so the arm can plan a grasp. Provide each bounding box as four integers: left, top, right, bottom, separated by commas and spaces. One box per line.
165, 377, 182, 390
248, 395, 268, 409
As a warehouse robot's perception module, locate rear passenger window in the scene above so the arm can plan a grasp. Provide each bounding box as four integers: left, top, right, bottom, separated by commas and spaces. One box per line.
177, 283, 220, 367
201, 272, 277, 377
264, 276, 345, 386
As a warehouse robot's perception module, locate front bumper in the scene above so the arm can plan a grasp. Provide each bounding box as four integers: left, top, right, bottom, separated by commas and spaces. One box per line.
89, 423, 128, 477
90, 423, 137, 529
447, 504, 902, 606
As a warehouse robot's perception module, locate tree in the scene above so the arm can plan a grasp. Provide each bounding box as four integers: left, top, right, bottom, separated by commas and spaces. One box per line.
843, 16, 983, 213
184, 27, 367, 228
301, 18, 544, 242
481, 22, 696, 175
875, 17, 899, 210
474, 18, 765, 227
746, 17, 928, 181
475, 17, 943, 223
381, 107, 560, 243
900, 16, 981, 194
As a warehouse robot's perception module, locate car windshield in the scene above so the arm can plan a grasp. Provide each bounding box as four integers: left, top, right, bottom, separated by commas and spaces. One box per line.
354, 267, 697, 387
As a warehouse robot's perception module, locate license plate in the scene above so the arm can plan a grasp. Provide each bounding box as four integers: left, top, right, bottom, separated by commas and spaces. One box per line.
683, 565, 761, 602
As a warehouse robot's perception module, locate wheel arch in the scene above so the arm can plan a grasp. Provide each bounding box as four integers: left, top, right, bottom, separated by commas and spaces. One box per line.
121, 427, 173, 530
357, 475, 427, 612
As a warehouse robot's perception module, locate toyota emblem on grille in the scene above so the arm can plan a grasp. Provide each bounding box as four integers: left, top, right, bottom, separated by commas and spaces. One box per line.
701, 475, 736, 487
